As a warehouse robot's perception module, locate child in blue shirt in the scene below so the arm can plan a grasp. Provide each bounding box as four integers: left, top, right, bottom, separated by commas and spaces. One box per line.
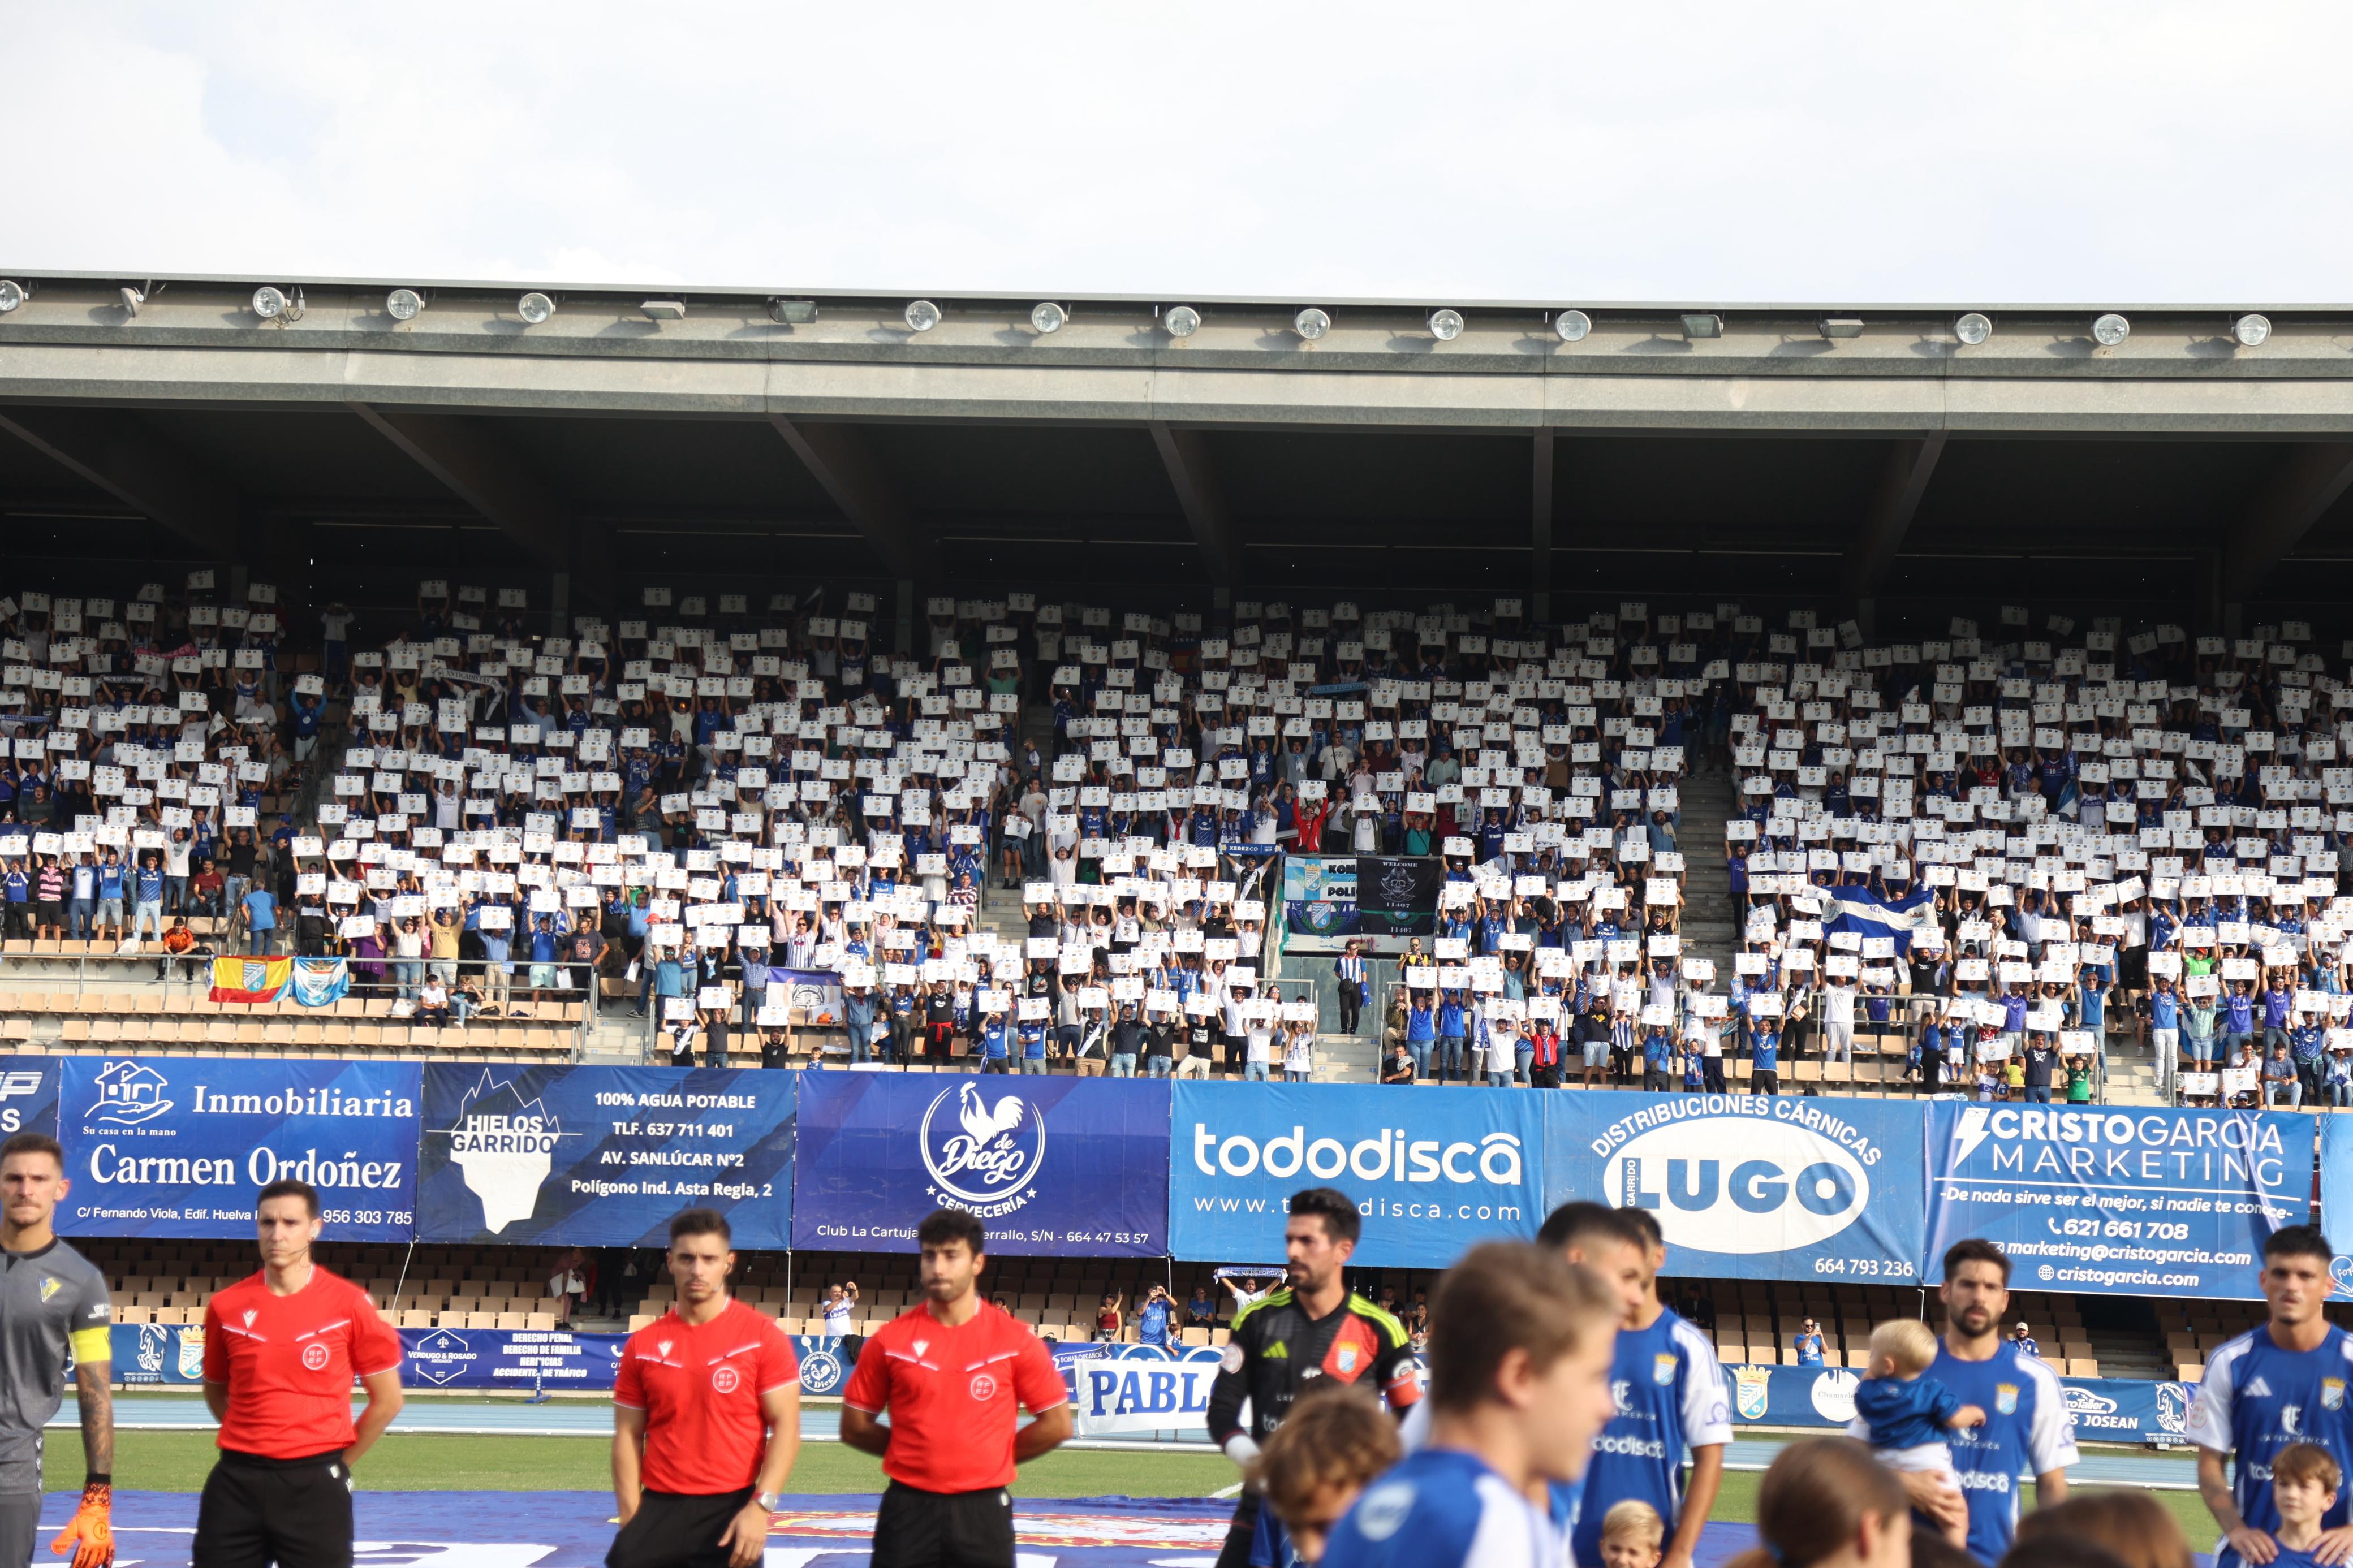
1854, 1319, 1984, 1502
2266, 1441, 2341, 1568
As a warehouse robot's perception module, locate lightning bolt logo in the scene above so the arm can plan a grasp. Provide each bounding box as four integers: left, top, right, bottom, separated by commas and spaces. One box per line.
1951, 1106, 1993, 1166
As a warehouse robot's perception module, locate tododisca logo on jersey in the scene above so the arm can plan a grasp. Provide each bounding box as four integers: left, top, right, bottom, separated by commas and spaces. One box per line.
1600, 1107, 1873, 1255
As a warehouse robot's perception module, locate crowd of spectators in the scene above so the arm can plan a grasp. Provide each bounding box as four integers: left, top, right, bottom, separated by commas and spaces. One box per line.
3, 577, 2351, 1105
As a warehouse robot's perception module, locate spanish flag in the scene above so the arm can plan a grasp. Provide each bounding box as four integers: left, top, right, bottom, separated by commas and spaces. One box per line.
209, 956, 292, 1004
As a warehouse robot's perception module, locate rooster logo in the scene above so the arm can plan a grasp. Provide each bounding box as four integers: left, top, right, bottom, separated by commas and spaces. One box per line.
918, 1082, 1048, 1210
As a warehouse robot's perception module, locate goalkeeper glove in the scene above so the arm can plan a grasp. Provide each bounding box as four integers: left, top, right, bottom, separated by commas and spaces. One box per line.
50, 1481, 111, 1568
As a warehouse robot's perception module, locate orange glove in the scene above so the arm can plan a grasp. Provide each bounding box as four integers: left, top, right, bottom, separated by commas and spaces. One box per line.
50, 1482, 111, 1568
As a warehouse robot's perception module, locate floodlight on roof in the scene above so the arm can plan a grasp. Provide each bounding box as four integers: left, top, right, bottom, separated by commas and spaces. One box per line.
0, 280, 23, 314
2232, 313, 2272, 347
251, 285, 302, 321
119, 287, 144, 318
1818, 317, 1864, 340
1292, 307, 1330, 340
641, 300, 687, 321
1427, 308, 1464, 341
1164, 305, 1201, 338
1680, 312, 1722, 339
2091, 312, 2130, 346
768, 299, 817, 325
904, 299, 941, 332
517, 291, 555, 325
1031, 301, 1067, 335
1954, 312, 1992, 345
1555, 309, 1591, 342
386, 288, 423, 322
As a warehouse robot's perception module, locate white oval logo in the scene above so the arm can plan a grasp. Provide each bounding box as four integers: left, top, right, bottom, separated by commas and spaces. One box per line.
1811, 1368, 1859, 1424
1602, 1116, 1869, 1254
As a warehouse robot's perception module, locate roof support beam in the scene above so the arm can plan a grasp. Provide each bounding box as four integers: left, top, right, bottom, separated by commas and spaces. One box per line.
1845, 433, 1947, 602
2221, 440, 2353, 604
1147, 421, 1239, 586
765, 416, 920, 578
348, 403, 571, 569
0, 408, 240, 556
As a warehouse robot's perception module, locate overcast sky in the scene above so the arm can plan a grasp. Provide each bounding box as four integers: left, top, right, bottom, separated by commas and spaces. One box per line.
8, 2, 2350, 305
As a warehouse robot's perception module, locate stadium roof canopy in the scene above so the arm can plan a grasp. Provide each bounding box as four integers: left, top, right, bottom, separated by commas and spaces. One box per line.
2, 270, 2351, 640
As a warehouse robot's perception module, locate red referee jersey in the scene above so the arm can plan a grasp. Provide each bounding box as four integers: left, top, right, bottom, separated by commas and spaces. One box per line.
201, 1267, 403, 1459
614, 1298, 799, 1495
841, 1299, 1065, 1494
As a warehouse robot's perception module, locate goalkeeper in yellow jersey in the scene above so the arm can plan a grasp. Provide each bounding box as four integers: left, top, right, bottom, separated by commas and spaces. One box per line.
0, 1134, 113, 1568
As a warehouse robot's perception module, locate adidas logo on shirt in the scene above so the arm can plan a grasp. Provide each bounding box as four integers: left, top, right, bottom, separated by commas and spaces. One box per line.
2246, 1376, 2273, 1398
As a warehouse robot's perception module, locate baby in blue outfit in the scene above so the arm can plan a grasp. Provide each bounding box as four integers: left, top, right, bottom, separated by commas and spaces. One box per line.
1853, 1318, 1986, 1484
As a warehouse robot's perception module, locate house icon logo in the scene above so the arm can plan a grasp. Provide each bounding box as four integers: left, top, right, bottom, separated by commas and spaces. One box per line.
89, 1061, 173, 1126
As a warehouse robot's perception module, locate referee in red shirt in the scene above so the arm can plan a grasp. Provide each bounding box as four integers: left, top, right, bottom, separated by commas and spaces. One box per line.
610, 1209, 801, 1568
196, 1179, 406, 1568
841, 1209, 1070, 1568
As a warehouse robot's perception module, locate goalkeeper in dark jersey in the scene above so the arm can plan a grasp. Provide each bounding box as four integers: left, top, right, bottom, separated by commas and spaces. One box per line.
0, 1133, 114, 1568
1205, 1187, 1418, 1568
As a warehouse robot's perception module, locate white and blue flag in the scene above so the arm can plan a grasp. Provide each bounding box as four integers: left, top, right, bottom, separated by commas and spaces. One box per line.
1821, 883, 1938, 954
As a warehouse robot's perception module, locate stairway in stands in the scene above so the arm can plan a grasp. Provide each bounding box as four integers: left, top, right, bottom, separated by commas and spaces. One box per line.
1675, 764, 1738, 987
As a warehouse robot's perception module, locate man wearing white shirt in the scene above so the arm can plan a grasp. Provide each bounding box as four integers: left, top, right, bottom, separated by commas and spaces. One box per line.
1820, 979, 1857, 1062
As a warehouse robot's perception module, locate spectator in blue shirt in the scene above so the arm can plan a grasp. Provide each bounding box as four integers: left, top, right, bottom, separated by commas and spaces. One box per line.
1793, 1319, 1826, 1366
131, 853, 166, 944
1752, 1023, 1782, 1096
240, 885, 278, 955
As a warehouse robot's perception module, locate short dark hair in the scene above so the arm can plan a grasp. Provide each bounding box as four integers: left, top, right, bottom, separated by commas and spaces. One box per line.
1619, 1206, 1663, 1250
916, 1207, 986, 1254
1536, 1200, 1646, 1254
0, 1133, 63, 1171
2267, 1224, 2333, 1267
669, 1207, 731, 1245
1288, 1187, 1361, 1247
1942, 1237, 2011, 1285
257, 1178, 318, 1217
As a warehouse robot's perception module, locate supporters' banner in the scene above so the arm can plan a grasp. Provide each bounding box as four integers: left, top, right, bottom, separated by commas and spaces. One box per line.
59, 1058, 420, 1241
207, 956, 291, 1004
1352, 856, 1442, 923
0, 1059, 58, 1142
769, 969, 844, 1027
289, 957, 350, 1008
1544, 1094, 1927, 1285
794, 1075, 1167, 1256
1923, 1104, 2309, 1299
1055, 1341, 1226, 1437
1719, 1361, 2192, 1444
1280, 856, 1423, 954
417, 1065, 795, 1249
1169, 1081, 1544, 1269
1820, 883, 1939, 954
112, 1322, 857, 1397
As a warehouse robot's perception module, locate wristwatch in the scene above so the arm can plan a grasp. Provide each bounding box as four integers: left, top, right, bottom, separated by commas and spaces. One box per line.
756, 1492, 780, 1513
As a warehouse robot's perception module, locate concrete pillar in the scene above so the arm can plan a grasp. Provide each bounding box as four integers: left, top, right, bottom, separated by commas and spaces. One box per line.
550, 570, 570, 638
895, 578, 914, 656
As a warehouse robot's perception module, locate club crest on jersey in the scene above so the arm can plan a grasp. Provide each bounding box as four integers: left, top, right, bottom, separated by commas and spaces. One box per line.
1654, 1353, 1678, 1386
1334, 1344, 1360, 1375
38, 1277, 59, 1303
1995, 1383, 2019, 1415
2326, 1380, 2346, 1412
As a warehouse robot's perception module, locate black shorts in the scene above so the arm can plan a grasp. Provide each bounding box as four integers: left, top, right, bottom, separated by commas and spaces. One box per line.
606, 1487, 754, 1568
1213, 1488, 1261, 1568
870, 1479, 1016, 1568
194, 1449, 353, 1568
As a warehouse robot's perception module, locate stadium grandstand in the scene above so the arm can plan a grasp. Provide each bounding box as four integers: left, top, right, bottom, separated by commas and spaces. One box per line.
1, 274, 2350, 1453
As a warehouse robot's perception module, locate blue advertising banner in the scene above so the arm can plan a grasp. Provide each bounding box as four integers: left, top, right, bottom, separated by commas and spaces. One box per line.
417, 1065, 794, 1249
1168, 1082, 1544, 1269
1923, 1104, 2309, 1298
58, 1058, 420, 1241
1720, 1362, 2192, 1445
110, 1323, 855, 1397
2319, 1115, 2353, 1284
793, 1075, 1168, 1256
1545, 1094, 1927, 1285
0, 1058, 58, 1141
